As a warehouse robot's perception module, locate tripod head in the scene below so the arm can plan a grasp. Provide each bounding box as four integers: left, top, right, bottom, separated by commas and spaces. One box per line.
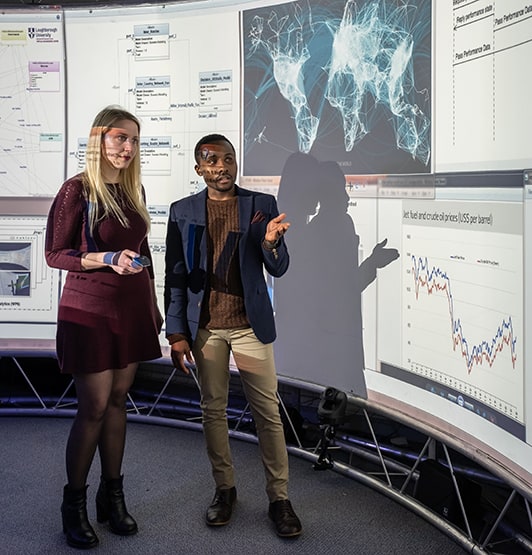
318, 387, 348, 426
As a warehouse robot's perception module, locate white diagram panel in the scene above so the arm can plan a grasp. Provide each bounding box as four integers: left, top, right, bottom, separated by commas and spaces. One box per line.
434, 1, 532, 172
0, 214, 60, 341
0, 8, 66, 196
63, 3, 241, 311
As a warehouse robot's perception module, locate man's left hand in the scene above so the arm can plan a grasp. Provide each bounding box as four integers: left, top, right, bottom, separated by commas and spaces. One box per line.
265, 213, 290, 243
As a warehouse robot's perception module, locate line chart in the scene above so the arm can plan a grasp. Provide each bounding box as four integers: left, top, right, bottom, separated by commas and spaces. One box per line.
410, 255, 518, 375
401, 217, 524, 423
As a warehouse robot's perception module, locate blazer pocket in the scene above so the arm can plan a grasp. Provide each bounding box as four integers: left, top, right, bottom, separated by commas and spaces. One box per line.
251, 210, 266, 224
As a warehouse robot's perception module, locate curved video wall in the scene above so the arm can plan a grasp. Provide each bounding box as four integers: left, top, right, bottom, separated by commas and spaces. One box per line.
0, 0, 530, 492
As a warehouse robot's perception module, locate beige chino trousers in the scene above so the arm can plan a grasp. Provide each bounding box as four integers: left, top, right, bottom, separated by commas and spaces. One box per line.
193, 327, 289, 502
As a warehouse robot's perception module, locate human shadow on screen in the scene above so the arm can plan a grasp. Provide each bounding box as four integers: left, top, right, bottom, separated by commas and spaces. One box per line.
274, 152, 321, 386
275, 156, 399, 398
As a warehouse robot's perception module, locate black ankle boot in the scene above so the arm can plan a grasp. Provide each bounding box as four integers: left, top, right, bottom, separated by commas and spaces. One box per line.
61, 485, 99, 549
95, 475, 138, 536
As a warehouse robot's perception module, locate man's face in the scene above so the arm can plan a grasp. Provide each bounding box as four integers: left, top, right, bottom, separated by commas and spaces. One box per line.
195, 141, 237, 197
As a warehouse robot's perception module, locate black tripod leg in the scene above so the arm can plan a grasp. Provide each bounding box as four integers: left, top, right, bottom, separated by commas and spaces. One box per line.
313, 425, 335, 470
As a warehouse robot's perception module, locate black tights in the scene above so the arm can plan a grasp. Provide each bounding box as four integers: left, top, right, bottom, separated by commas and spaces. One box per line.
65, 364, 137, 489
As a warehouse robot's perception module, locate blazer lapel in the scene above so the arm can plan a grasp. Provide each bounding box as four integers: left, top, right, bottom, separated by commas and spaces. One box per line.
191, 189, 208, 268
237, 187, 253, 235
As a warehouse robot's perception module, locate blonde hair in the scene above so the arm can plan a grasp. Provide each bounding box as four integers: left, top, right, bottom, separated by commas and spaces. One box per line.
83, 105, 150, 234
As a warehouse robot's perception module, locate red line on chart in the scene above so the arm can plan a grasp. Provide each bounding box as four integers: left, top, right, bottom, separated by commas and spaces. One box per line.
411, 255, 517, 374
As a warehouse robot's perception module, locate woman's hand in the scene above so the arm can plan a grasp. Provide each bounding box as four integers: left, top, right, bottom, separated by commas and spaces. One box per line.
81, 249, 145, 273
108, 249, 145, 275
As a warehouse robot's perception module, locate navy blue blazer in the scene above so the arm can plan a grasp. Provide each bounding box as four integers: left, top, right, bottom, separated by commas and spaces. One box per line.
164, 185, 289, 345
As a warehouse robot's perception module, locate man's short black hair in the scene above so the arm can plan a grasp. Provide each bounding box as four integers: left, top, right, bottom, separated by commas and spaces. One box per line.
194, 134, 235, 163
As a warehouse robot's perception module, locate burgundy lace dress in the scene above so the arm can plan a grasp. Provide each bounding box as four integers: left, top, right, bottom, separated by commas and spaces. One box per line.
45, 175, 162, 373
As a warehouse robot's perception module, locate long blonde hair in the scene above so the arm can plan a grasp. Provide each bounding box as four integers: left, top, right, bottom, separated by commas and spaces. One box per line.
83, 105, 151, 234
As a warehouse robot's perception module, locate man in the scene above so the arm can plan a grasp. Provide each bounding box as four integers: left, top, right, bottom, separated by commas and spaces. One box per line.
164, 133, 302, 537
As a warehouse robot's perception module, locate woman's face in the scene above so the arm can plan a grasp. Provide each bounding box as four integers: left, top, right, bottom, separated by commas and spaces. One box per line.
101, 118, 139, 178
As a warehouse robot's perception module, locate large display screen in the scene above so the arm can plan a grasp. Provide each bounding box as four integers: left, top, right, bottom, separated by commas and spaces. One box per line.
0, 0, 530, 489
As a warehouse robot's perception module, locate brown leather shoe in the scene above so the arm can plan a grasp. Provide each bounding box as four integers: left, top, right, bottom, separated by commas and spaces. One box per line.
205, 487, 237, 526
268, 499, 302, 537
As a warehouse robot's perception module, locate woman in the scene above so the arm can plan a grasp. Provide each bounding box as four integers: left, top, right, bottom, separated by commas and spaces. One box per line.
45, 106, 162, 549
